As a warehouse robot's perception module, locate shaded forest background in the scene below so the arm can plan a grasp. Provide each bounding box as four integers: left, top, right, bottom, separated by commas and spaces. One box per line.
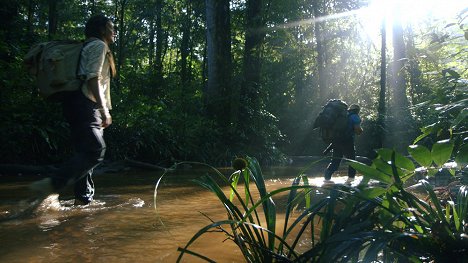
0, 0, 466, 167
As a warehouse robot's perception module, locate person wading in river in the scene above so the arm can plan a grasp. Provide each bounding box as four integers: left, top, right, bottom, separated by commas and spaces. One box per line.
30, 14, 116, 205
323, 104, 363, 185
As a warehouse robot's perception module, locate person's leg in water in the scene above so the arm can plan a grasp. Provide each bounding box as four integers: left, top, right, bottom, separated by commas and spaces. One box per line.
74, 171, 95, 205
342, 140, 357, 185
30, 91, 105, 204
324, 144, 344, 181
61, 91, 105, 204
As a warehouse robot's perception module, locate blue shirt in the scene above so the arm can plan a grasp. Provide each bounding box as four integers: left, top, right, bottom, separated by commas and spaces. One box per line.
347, 113, 361, 139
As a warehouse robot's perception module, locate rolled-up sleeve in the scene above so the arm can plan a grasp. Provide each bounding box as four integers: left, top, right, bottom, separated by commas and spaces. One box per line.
83, 41, 107, 80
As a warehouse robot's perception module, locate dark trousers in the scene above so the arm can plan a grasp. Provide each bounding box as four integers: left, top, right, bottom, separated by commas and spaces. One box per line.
324, 139, 356, 180
51, 90, 106, 203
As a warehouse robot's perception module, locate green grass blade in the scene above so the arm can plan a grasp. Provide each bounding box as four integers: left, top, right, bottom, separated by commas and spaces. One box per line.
176, 220, 239, 262
229, 171, 240, 201
245, 157, 277, 250
280, 175, 302, 253
243, 169, 251, 205
176, 247, 217, 263
456, 186, 468, 224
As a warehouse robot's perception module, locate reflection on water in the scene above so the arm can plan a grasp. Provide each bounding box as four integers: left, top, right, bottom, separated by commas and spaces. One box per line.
0, 165, 360, 262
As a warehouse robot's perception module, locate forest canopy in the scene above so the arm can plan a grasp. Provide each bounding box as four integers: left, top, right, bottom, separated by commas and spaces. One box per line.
0, 0, 466, 166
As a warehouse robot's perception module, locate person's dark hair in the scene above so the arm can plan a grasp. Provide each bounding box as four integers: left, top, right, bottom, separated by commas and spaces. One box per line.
348, 104, 360, 114
85, 14, 112, 39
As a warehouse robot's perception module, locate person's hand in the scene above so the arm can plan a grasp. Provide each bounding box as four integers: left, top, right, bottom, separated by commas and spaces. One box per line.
102, 114, 112, 128
99, 109, 112, 128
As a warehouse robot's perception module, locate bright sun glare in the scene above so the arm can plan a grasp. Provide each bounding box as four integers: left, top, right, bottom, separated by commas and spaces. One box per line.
360, 0, 467, 43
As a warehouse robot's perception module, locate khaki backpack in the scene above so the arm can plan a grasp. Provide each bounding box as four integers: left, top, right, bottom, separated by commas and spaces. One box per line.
24, 40, 89, 101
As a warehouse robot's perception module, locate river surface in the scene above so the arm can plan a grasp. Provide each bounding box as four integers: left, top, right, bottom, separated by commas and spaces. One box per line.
0, 163, 357, 262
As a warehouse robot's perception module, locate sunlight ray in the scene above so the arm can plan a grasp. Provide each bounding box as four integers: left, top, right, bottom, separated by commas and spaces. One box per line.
268, 8, 364, 30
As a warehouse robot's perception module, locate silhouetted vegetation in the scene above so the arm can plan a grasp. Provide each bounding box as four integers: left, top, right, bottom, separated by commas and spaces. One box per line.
0, 0, 466, 168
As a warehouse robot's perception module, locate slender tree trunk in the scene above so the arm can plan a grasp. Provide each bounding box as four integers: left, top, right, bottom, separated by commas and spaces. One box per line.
377, 17, 387, 149
155, 0, 164, 89
115, 0, 128, 93
148, 15, 155, 68
406, 25, 423, 104
388, 6, 413, 152
202, 37, 207, 86
238, 0, 264, 131
27, 0, 35, 36
312, 0, 327, 102
180, 0, 191, 85
204, 0, 231, 127
48, 0, 58, 40
391, 23, 408, 111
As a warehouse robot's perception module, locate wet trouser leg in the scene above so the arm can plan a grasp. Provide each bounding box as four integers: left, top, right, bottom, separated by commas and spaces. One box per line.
324, 139, 356, 180
74, 169, 95, 203
51, 91, 106, 204
343, 141, 357, 178
325, 146, 343, 180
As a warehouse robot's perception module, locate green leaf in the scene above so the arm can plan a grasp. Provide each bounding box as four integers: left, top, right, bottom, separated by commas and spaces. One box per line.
229, 171, 241, 201
414, 224, 424, 234
349, 160, 392, 184
376, 148, 415, 171
408, 144, 432, 167
427, 168, 438, 177
301, 175, 311, 208
454, 205, 460, 231
376, 148, 393, 161
243, 169, 251, 204
431, 140, 454, 166
413, 123, 435, 144
445, 203, 450, 222
455, 143, 468, 165
372, 158, 393, 175
359, 187, 387, 199
451, 108, 467, 128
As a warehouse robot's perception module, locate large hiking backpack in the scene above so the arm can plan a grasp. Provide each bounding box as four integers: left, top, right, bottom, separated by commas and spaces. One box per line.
24, 40, 87, 100
313, 99, 349, 143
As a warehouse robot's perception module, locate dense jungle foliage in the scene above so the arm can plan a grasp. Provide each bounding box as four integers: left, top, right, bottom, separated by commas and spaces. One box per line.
0, 0, 466, 167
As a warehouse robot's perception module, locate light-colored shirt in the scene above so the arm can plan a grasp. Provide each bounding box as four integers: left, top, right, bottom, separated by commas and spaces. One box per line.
78, 38, 112, 110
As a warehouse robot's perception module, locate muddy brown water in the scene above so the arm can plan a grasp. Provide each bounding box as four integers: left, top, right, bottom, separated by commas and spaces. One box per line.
0, 164, 356, 262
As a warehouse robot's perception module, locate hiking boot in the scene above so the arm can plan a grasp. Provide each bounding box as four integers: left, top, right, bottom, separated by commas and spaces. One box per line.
29, 178, 55, 197
324, 170, 333, 181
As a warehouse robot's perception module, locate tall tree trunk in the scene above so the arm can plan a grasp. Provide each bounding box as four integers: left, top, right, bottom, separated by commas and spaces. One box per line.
406, 25, 423, 104
148, 14, 155, 68
27, 0, 35, 37
180, 0, 191, 85
312, 0, 327, 102
377, 17, 387, 149
154, 0, 164, 90
388, 6, 413, 152
391, 22, 408, 111
48, 0, 58, 40
204, 0, 231, 127
0, 1, 20, 100
238, 0, 264, 131
115, 0, 128, 92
